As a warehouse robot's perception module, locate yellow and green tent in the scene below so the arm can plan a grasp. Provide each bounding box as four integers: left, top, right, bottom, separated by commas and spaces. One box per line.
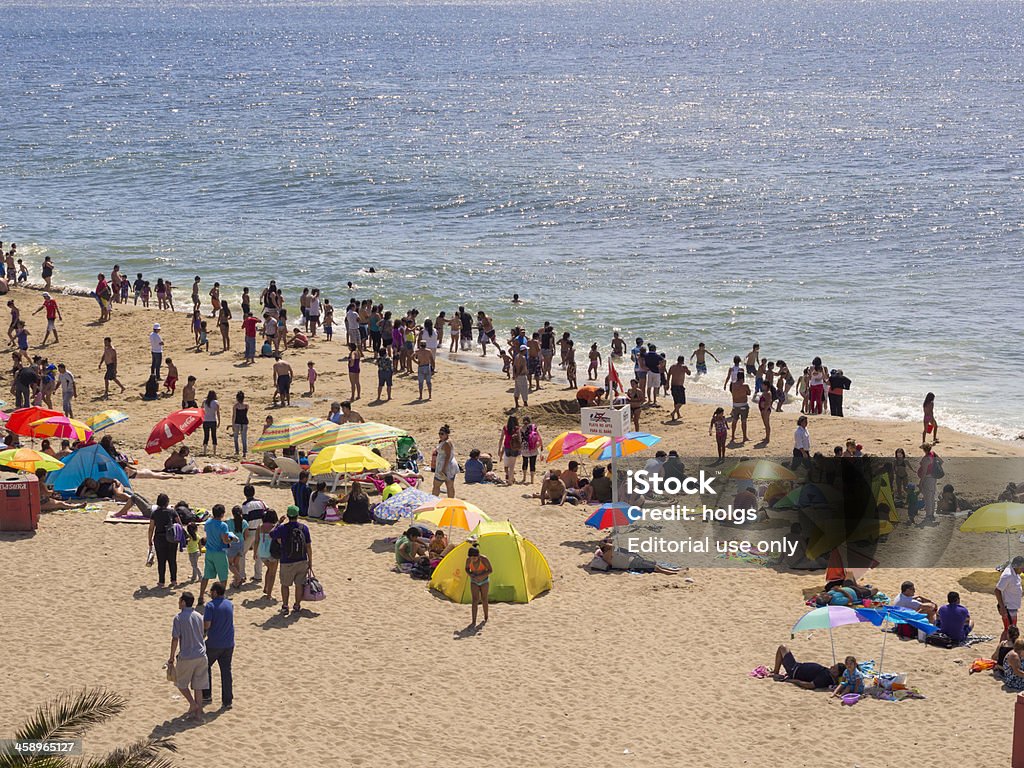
429, 529, 552, 604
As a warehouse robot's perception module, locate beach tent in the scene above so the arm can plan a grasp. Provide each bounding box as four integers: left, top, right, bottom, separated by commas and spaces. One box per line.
46, 444, 131, 495
873, 473, 899, 523
429, 530, 552, 604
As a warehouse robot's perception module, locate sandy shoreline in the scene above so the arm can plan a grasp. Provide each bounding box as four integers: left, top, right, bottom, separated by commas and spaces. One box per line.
2, 285, 1024, 767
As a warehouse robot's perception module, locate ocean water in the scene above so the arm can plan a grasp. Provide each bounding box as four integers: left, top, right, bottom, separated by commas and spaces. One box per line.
1, 0, 1022, 439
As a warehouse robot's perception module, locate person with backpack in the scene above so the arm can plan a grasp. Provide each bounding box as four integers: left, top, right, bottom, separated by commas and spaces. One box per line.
498, 415, 521, 485
917, 443, 943, 523
241, 484, 269, 583
270, 505, 313, 615
147, 493, 181, 588
519, 416, 542, 485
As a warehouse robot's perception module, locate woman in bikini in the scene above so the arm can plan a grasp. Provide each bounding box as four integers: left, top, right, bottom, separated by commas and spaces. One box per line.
347, 343, 362, 401
922, 392, 938, 444
465, 546, 493, 627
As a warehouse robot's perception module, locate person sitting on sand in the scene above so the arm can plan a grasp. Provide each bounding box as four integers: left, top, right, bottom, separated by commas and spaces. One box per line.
1004, 639, 1024, 692
341, 481, 372, 524
937, 484, 969, 515
34, 468, 86, 510
937, 591, 974, 644
464, 449, 503, 484
830, 655, 865, 699
288, 328, 309, 348
597, 541, 679, 575
164, 446, 198, 474
395, 527, 429, 570
428, 529, 452, 562
991, 626, 1021, 677
567, 478, 593, 504
770, 644, 841, 690
999, 483, 1024, 503
590, 466, 613, 503
893, 580, 938, 624
560, 461, 581, 490
539, 470, 567, 506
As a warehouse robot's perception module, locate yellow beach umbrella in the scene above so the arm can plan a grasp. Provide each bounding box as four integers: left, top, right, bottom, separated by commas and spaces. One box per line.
312, 421, 409, 448
961, 503, 1024, 560
727, 459, 797, 482
414, 497, 491, 532
308, 444, 390, 477
0, 448, 65, 473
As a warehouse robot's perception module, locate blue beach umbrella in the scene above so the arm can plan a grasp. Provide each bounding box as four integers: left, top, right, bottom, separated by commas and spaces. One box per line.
590, 432, 662, 461
373, 487, 439, 521
854, 605, 938, 673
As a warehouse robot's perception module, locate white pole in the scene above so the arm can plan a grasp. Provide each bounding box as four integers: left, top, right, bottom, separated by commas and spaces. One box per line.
829, 625, 836, 666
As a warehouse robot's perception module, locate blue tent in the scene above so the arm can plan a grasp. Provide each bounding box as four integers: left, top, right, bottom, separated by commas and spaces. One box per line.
47, 444, 132, 496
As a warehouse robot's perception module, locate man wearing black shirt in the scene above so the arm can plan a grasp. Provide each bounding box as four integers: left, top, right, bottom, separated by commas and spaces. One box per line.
15, 362, 39, 409
827, 369, 852, 417
644, 344, 665, 406
770, 644, 841, 690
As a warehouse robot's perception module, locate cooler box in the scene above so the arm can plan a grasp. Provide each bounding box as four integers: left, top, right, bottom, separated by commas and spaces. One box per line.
0, 474, 41, 531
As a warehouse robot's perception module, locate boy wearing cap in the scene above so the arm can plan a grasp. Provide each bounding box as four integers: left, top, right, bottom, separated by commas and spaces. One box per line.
150, 323, 164, 378
33, 292, 62, 344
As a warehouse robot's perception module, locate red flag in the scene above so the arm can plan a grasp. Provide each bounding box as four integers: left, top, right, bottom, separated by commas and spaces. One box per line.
608, 359, 623, 395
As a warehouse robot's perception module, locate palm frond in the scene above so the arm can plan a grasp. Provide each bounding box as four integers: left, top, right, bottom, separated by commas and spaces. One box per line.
73, 738, 177, 768
14, 688, 126, 744
0, 753, 67, 768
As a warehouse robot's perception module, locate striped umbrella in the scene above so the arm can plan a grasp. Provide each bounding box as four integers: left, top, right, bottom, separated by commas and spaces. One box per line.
312, 421, 409, 448
85, 409, 130, 432
5, 407, 63, 438
29, 415, 93, 442
545, 431, 606, 462
308, 444, 391, 476
251, 417, 335, 452
414, 498, 492, 537
574, 432, 662, 461
584, 502, 635, 530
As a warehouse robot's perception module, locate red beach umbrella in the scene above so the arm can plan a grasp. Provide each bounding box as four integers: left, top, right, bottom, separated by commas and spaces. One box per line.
145, 408, 204, 454
5, 407, 63, 438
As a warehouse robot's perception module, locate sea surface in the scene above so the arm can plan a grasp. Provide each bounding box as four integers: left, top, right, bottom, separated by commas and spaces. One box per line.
2, 0, 1023, 439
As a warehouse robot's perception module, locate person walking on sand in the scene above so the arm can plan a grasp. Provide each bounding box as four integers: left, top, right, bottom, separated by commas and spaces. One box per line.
33, 292, 62, 345
198, 504, 232, 606
923, 392, 938, 444
917, 442, 942, 523
201, 582, 234, 710
218, 302, 232, 351
97, 337, 125, 398
191, 276, 201, 312
512, 347, 529, 407
996, 557, 1024, 642
432, 424, 458, 497
272, 353, 293, 407
413, 341, 434, 400
270, 505, 313, 615
667, 356, 691, 421
758, 385, 774, 444
231, 391, 249, 457
466, 546, 492, 627
792, 415, 811, 471
169, 591, 209, 721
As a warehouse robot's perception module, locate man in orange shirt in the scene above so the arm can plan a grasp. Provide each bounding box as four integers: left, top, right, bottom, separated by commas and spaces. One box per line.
576, 386, 605, 408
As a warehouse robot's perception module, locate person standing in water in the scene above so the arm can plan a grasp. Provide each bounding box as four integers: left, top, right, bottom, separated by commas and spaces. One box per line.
922, 392, 938, 444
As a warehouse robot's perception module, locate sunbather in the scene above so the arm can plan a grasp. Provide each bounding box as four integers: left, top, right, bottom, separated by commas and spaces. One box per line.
893, 580, 938, 624
597, 541, 679, 575
770, 644, 841, 690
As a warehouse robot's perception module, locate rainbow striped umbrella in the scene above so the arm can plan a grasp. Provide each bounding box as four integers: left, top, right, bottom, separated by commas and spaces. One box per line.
312, 421, 409, 448
574, 432, 662, 460
85, 409, 130, 432
545, 431, 606, 462
584, 502, 635, 530
252, 417, 335, 452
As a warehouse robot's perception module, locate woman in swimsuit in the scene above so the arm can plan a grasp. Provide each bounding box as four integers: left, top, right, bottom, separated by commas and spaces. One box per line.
465, 546, 493, 627
758, 385, 773, 444
922, 392, 938, 444
347, 343, 362, 401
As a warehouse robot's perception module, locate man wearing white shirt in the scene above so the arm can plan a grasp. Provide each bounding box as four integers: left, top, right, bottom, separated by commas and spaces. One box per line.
996, 556, 1024, 641
792, 415, 811, 470
57, 363, 77, 417
149, 323, 164, 378
345, 304, 360, 346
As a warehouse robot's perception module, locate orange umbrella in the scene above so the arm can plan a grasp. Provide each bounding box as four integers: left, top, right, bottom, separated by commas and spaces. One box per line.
29, 415, 94, 442
5, 407, 63, 438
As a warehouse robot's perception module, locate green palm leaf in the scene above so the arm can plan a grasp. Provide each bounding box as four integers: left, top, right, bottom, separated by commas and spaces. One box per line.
72, 737, 178, 768
14, 689, 125, 745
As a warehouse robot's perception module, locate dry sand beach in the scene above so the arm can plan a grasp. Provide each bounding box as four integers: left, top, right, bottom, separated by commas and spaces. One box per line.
3, 288, 1024, 768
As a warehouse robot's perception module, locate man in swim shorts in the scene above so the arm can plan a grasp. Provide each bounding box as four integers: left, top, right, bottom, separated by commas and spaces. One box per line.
413, 341, 434, 400
690, 342, 718, 376
667, 356, 691, 421
272, 354, 293, 407
730, 372, 751, 443
97, 336, 125, 397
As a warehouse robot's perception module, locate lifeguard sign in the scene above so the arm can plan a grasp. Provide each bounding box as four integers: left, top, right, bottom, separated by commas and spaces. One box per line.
581, 405, 629, 438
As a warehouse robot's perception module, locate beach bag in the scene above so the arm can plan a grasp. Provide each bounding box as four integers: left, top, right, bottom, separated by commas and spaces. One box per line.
932, 456, 945, 479
925, 631, 956, 649
257, 531, 272, 560
165, 525, 177, 543
146, 546, 155, 567
269, 535, 282, 560
895, 623, 917, 640
302, 569, 326, 602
